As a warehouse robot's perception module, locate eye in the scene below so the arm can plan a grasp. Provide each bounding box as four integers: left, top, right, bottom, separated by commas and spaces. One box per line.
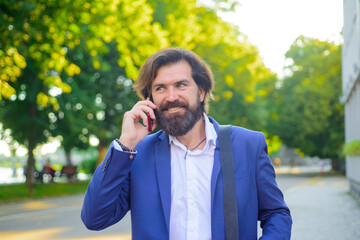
154, 86, 164, 92
177, 82, 187, 88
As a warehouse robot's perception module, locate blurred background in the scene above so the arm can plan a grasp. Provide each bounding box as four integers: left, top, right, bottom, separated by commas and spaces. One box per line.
0, 0, 359, 239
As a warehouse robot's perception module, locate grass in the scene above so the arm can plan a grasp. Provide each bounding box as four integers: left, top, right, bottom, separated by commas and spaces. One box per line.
0, 180, 90, 203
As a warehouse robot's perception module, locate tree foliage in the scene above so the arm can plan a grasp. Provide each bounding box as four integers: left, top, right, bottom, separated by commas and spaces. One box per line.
1, 0, 283, 187
272, 36, 344, 166
56, 42, 140, 166
344, 140, 360, 156
194, 5, 281, 154
0, 0, 167, 190
0, 0, 167, 105
147, 0, 281, 154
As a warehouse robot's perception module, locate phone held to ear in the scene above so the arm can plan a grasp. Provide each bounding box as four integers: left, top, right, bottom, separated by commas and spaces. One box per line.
147, 112, 153, 132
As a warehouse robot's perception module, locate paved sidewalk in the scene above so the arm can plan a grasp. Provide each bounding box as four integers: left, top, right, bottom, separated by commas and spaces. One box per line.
284, 175, 360, 240
1, 174, 359, 240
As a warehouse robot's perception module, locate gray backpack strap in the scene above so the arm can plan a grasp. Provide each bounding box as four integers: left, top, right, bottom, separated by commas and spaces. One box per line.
218, 125, 239, 240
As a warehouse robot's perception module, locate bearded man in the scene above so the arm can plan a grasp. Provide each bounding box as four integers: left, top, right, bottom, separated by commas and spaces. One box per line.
81, 48, 292, 240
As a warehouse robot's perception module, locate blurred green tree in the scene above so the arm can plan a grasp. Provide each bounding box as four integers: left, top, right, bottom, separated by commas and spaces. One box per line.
0, 0, 166, 192
50, 47, 96, 166
0, 61, 54, 191
55, 42, 140, 166
1, 0, 284, 192
272, 36, 344, 169
148, 0, 281, 154
193, 8, 277, 129
195, 4, 281, 154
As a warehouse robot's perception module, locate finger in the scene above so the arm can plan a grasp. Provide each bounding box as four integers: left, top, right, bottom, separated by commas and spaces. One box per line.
134, 99, 156, 109
145, 106, 156, 120
134, 105, 156, 120
144, 97, 157, 108
145, 100, 157, 109
136, 110, 148, 127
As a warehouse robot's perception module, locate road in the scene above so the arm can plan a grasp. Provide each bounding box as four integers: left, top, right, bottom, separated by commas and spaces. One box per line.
0, 173, 354, 240
0, 192, 132, 240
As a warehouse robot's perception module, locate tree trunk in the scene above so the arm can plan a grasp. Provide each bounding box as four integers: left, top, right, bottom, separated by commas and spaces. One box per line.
26, 103, 37, 195
65, 151, 72, 165
25, 135, 36, 195
97, 140, 107, 167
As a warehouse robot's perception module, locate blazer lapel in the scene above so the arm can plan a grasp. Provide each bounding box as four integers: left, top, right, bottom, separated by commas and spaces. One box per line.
155, 132, 171, 232
210, 118, 221, 213
211, 145, 221, 212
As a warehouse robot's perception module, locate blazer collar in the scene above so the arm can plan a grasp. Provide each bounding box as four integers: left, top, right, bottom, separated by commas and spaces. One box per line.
155, 131, 171, 232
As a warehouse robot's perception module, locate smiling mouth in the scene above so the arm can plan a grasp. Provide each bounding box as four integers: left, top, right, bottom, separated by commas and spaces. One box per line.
160, 100, 187, 113
166, 107, 182, 112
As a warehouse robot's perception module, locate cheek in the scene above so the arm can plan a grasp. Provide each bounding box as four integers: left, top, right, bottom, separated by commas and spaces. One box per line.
152, 94, 163, 107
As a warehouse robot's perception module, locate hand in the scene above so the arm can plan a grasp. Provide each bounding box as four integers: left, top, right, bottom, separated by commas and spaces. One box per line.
119, 98, 157, 149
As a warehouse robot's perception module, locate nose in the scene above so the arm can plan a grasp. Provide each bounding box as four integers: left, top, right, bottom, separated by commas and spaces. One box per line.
165, 87, 178, 102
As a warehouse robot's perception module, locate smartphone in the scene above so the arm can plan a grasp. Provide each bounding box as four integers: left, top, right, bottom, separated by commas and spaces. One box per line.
147, 112, 153, 132
147, 96, 155, 132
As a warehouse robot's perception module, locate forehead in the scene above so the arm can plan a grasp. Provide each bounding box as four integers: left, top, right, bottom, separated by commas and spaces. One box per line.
152, 61, 194, 85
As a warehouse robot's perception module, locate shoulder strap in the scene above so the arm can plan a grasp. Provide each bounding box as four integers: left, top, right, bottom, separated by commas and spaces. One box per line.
218, 125, 239, 240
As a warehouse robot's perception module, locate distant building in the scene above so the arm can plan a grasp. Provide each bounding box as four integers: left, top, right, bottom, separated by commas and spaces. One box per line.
342, 0, 360, 199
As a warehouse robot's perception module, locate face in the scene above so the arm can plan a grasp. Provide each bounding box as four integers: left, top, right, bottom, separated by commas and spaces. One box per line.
151, 61, 205, 136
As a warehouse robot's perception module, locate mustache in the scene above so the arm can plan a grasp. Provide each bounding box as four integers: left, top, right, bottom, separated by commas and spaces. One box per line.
159, 100, 188, 111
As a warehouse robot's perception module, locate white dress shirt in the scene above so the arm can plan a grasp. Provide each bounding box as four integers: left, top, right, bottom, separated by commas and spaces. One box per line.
169, 114, 217, 240
113, 114, 217, 240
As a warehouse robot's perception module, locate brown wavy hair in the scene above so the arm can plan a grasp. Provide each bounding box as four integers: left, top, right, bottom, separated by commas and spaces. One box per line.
133, 48, 214, 112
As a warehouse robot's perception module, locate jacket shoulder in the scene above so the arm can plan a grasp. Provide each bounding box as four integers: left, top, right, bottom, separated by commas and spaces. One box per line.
230, 125, 264, 141
228, 125, 266, 156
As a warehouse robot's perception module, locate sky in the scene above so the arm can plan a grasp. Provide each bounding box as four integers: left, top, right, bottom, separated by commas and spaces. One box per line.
217, 0, 344, 78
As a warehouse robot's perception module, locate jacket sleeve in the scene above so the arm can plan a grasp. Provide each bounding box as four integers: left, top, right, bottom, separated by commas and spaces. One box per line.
81, 142, 135, 230
256, 132, 292, 239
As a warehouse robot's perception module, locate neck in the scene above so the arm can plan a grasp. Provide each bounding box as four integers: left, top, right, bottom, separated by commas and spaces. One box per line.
176, 116, 206, 150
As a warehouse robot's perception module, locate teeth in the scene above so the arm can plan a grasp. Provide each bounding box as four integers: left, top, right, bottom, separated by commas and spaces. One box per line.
168, 107, 180, 111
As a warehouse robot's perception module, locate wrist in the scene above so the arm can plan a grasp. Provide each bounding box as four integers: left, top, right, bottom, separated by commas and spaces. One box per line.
119, 135, 137, 150
116, 139, 136, 152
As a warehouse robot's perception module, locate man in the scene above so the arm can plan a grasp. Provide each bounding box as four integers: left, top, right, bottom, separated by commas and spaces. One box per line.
81, 48, 292, 239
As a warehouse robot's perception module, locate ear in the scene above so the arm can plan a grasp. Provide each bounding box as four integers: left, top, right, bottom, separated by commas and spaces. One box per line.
199, 88, 206, 102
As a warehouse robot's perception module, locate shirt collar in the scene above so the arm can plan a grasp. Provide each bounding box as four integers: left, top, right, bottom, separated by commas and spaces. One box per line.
169, 113, 217, 148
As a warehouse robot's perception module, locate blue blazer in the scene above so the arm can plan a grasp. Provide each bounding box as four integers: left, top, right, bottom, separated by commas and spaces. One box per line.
81, 118, 292, 239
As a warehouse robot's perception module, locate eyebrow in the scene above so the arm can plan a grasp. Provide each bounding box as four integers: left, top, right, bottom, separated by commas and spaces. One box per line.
152, 79, 191, 89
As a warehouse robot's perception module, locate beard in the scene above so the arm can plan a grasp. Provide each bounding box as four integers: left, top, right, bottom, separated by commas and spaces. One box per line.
155, 95, 204, 137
